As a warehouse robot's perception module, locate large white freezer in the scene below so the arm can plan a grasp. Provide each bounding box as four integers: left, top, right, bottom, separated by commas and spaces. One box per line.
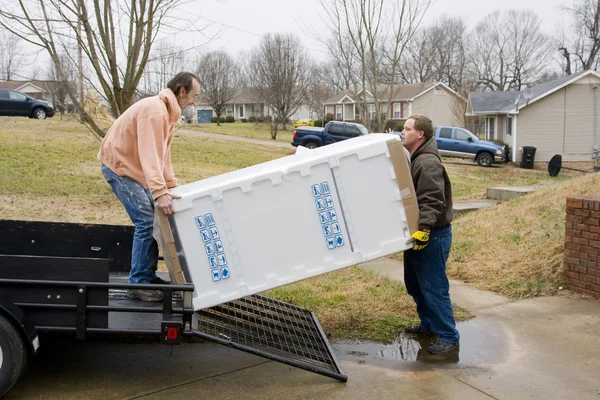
154, 133, 418, 311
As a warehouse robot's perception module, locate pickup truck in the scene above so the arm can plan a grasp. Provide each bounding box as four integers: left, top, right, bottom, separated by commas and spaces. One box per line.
434, 126, 507, 167
291, 121, 368, 149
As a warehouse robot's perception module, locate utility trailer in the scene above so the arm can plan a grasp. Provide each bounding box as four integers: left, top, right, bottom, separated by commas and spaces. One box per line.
0, 219, 347, 397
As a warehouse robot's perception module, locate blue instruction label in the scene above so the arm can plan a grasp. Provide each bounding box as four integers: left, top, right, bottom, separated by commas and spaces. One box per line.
311, 180, 345, 251
195, 216, 206, 229
311, 184, 322, 197
195, 213, 231, 283
211, 269, 221, 282
328, 209, 338, 222
319, 212, 329, 224
200, 230, 211, 243
220, 267, 230, 280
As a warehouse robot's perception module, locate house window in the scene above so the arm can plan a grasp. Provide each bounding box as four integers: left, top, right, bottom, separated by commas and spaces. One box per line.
506, 117, 513, 136
336, 106, 342, 120
226, 106, 234, 117
393, 103, 402, 119
369, 104, 376, 120
239, 105, 244, 118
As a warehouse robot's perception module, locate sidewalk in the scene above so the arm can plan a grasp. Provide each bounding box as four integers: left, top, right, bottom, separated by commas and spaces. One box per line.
8, 259, 600, 400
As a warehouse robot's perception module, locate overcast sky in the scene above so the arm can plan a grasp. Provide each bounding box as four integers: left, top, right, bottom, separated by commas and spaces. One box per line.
5, 0, 573, 80
185, 0, 571, 59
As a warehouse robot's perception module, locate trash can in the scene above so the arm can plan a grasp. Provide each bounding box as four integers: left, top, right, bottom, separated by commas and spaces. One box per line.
520, 146, 536, 169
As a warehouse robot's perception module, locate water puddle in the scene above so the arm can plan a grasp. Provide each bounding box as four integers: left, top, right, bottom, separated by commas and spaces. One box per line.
333, 320, 503, 367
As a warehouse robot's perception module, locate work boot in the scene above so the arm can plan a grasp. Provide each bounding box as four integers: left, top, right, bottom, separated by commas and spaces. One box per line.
127, 289, 164, 302
150, 276, 171, 285
427, 341, 459, 355
404, 325, 433, 335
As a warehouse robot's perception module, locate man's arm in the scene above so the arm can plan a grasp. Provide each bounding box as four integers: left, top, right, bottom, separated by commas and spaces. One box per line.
163, 139, 178, 189
413, 155, 446, 231
137, 112, 170, 200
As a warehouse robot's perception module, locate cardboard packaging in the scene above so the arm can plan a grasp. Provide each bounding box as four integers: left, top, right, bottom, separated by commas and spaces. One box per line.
154, 133, 418, 310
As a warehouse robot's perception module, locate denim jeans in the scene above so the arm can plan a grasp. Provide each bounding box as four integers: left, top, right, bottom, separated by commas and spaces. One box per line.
404, 224, 460, 343
101, 164, 159, 284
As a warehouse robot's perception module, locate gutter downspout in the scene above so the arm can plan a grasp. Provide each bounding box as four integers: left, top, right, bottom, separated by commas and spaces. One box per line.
594, 85, 598, 162
513, 114, 517, 163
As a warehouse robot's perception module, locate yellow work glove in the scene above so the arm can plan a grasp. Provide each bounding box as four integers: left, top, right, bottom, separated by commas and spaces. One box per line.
409, 230, 430, 250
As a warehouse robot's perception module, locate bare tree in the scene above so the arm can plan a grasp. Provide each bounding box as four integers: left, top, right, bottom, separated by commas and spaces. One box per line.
139, 40, 196, 96
320, 0, 432, 132
306, 64, 335, 120
0, 30, 24, 80
470, 9, 550, 91
196, 51, 238, 126
558, 0, 600, 74
46, 53, 77, 114
249, 33, 313, 139
0, 0, 188, 139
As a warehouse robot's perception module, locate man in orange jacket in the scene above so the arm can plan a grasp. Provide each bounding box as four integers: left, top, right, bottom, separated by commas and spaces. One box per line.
98, 72, 200, 301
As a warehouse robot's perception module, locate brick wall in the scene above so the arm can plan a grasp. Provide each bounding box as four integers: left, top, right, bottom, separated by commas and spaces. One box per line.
564, 196, 600, 298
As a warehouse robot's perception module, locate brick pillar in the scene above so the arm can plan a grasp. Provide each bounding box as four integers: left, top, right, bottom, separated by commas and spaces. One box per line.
564, 196, 600, 298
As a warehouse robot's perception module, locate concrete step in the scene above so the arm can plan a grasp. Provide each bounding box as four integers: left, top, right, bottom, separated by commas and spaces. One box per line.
486, 185, 540, 201
453, 199, 500, 216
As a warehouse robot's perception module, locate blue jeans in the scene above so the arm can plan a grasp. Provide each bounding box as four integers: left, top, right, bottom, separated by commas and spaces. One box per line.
101, 164, 159, 284
404, 224, 460, 343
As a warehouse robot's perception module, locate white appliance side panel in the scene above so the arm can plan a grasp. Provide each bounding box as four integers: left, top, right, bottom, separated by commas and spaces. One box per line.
221, 161, 354, 295
335, 151, 413, 261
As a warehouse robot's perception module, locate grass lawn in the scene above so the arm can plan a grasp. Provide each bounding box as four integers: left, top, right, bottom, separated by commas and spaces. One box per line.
1, 117, 580, 341
182, 122, 294, 143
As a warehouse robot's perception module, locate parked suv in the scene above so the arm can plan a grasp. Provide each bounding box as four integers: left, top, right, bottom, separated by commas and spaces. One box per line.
0, 88, 55, 119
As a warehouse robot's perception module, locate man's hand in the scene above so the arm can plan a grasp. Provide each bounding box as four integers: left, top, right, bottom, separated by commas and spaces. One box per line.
156, 190, 182, 216
407, 230, 430, 250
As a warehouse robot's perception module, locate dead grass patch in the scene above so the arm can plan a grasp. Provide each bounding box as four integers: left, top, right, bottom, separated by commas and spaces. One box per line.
266, 266, 471, 342
445, 172, 600, 298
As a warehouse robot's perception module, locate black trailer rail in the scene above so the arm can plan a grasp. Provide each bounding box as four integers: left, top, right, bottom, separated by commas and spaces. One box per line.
0, 277, 195, 340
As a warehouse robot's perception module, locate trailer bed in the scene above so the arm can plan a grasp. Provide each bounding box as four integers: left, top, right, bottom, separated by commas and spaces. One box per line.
0, 219, 347, 385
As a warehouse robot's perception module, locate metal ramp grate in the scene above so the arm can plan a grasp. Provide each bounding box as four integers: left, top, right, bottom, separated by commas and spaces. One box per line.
193, 294, 347, 382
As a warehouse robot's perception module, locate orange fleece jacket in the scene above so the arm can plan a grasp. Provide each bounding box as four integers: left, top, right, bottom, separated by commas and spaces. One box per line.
98, 89, 181, 200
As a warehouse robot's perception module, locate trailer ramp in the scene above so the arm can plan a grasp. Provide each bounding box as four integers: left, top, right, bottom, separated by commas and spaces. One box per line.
194, 294, 347, 382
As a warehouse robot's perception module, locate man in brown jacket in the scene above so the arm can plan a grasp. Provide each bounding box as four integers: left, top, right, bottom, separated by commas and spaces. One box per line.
98, 72, 200, 302
401, 114, 460, 355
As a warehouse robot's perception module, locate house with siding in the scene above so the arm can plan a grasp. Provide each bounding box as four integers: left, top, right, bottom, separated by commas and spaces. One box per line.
467, 70, 600, 162
322, 82, 465, 128
193, 87, 310, 123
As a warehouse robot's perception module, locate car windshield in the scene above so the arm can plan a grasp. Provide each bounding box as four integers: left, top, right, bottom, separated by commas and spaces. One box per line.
356, 124, 368, 134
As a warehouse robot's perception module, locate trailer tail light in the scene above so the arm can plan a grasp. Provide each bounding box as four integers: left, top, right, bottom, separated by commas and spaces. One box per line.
167, 326, 179, 340
161, 321, 182, 344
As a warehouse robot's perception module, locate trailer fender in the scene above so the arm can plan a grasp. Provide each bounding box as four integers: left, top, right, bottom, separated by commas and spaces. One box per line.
0, 297, 39, 355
